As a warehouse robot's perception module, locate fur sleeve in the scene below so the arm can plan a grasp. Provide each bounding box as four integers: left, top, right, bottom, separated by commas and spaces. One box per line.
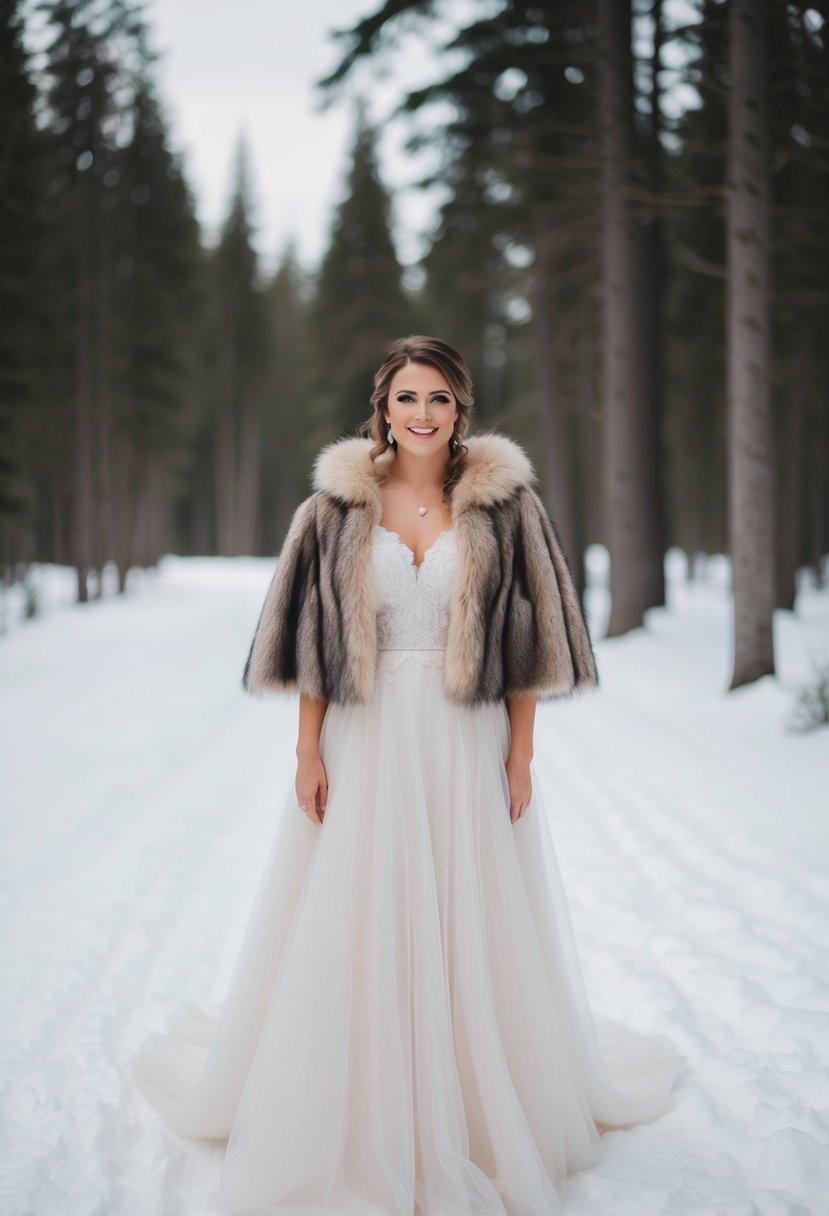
241, 492, 326, 699
517, 486, 600, 702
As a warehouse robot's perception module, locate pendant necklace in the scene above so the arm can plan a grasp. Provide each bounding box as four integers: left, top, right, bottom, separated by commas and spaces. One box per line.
392, 477, 444, 517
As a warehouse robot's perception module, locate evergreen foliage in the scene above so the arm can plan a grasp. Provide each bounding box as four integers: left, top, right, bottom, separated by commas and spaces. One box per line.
209, 137, 272, 556
306, 105, 412, 453
0, 0, 826, 654
260, 244, 311, 551
0, 1, 49, 539
320, 0, 829, 675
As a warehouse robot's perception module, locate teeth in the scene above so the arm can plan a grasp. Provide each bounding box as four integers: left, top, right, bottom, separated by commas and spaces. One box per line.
409, 427, 436, 434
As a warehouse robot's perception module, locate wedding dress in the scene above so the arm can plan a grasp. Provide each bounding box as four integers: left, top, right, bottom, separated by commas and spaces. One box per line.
131, 522, 683, 1216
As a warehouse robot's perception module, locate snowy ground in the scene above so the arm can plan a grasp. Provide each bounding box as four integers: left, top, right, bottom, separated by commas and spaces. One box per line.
1, 549, 828, 1216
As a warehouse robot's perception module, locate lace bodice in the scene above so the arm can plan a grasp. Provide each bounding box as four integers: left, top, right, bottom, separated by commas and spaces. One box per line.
372, 525, 456, 653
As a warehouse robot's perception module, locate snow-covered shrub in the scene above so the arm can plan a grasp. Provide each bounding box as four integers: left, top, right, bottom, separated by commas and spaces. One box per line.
787, 656, 829, 733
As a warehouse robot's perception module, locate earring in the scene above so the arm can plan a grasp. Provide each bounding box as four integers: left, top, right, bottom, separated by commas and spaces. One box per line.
387, 424, 394, 444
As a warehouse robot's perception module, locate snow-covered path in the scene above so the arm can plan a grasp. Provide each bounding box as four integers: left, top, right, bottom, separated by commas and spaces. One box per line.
1, 554, 828, 1216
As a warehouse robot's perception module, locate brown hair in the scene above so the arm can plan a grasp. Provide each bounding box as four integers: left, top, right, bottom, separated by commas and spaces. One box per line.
357, 335, 473, 495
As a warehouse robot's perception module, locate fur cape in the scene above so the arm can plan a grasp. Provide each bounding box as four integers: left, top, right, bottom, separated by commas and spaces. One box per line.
242, 432, 599, 707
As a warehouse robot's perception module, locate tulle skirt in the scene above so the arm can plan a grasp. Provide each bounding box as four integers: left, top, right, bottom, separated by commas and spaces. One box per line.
130, 646, 683, 1216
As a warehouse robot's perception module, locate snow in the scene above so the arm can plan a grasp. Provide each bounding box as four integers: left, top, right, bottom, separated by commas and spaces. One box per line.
1, 549, 828, 1216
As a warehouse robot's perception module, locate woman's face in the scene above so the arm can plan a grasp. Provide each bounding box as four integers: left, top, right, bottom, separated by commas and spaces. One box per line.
383, 362, 459, 456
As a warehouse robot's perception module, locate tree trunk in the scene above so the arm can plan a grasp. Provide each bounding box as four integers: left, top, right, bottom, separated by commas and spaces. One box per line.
214, 335, 238, 555
236, 388, 262, 554
112, 438, 140, 593
598, 0, 649, 637
774, 333, 807, 611
806, 401, 828, 582
530, 249, 582, 595
637, 0, 667, 612
95, 193, 116, 592
74, 191, 95, 604
726, 0, 775, 688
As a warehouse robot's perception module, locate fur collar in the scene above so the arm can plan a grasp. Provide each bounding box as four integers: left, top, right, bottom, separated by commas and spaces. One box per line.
311, 431, 536, 517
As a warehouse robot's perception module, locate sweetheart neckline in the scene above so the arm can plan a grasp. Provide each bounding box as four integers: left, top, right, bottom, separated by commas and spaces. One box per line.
375, 523, 454, 572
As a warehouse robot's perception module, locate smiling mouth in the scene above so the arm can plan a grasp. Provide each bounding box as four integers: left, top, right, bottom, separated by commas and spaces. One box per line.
408, 427, 438, 436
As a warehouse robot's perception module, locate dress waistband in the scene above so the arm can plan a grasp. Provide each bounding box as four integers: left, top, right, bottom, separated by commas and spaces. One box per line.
378, 646, 446, 652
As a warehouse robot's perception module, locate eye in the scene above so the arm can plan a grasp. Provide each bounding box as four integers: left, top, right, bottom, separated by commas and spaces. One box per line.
431, 394, 451, 404
396, 393, 415, 403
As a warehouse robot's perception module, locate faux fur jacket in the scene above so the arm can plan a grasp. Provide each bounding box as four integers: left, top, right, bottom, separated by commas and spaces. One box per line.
242, 432, 599, 708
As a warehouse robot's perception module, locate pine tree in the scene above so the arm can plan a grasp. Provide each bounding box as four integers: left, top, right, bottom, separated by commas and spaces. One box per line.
260, 244, 311, 552
665, 0, 827, 617
27, 0, 213, 588
318, 3, 613, 596
112, 79, 206, 583
38, 0, 140, 599
0, 0, 47, 570
306, 105, 411, 453
768, 3, 829, 606
664, 0, 729, 564
598, 0, 654, 636
210, 136, 270, 556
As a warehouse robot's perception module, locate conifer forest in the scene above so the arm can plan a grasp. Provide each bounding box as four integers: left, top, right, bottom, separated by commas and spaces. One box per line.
1, 0, 827, 691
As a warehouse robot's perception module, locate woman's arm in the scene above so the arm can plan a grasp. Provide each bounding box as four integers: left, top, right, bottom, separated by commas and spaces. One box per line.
295, 693, 330, 825
242, 493, 320, 697
504, 691, 537, 823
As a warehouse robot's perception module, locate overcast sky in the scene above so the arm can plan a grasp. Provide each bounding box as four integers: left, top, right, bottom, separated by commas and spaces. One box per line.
144, 0, 477, 275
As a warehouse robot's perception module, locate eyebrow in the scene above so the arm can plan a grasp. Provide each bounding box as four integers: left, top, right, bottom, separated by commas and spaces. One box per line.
394, 388, 452, 395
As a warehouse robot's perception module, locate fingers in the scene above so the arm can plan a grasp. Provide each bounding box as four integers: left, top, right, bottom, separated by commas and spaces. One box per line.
504, 761, 532, 824
297, 792, 322, 825
313, 774, 328, 823
295, 771, 328, 826
296, 785, 317, 824
509, 788, 532, 822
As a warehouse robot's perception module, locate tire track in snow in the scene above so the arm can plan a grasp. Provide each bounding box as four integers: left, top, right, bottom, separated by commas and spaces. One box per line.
532, 692, 829, 1214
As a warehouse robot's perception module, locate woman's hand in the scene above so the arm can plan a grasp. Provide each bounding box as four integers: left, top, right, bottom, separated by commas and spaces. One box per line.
504, 692, 536, 823
295, 751, 329, 825
505, 752, 532, 823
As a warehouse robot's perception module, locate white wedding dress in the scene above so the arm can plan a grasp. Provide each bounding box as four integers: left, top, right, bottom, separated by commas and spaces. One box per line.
131, 523, 683, 1216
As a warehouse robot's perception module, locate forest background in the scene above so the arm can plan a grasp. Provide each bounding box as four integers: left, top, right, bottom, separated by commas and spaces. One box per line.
1, 0, 827, 693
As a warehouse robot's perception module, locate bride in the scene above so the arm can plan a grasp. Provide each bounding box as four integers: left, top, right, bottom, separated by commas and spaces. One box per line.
131, 334, 683, 1215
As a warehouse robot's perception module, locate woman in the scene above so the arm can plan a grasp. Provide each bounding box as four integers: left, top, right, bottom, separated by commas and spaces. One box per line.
131, 335, 682, 1215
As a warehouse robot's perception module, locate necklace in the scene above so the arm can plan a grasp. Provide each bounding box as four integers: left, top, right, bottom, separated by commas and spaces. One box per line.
389, 476, 445, 516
